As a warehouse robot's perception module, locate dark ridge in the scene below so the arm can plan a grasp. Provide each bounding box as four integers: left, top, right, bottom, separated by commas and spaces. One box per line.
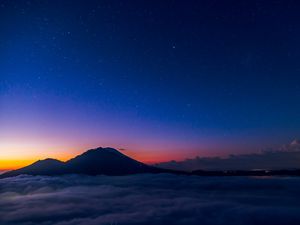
191, 169, 300, 176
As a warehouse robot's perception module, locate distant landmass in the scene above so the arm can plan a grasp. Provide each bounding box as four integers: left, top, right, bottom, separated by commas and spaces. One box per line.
1, 146, 300, 179
156, 139, 300, 171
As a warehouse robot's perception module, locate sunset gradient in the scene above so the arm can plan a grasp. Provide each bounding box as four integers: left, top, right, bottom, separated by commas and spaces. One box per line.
1, 1, 300, 171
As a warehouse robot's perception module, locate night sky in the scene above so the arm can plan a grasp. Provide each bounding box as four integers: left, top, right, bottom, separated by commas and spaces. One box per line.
1, 0, 300, 169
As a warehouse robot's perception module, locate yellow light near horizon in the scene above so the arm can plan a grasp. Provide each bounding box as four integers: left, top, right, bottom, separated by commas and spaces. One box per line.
0, 159, 37, 171
0, 141, 75, 170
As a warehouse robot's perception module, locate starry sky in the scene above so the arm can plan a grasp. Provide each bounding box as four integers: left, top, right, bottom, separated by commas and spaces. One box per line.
1, 0, 300, 169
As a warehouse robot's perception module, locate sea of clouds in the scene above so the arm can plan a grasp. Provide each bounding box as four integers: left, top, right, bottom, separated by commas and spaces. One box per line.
1, 174, 300, 225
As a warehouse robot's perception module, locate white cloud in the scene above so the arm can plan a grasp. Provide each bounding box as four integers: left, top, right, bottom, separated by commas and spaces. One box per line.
1, 174, 300, 225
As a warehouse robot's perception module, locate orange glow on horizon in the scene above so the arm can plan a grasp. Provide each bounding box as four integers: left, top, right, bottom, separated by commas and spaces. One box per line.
0, 138, 215, 171
0, 151, 177, 171
125, 150, 182, 164
0, 159, 36, 171
0, 146, 191, 171
0, 131, 220, 171
0, 142, 78, 170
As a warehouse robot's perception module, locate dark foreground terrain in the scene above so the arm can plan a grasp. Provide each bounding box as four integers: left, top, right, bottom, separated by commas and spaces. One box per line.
1, 174, 300, 225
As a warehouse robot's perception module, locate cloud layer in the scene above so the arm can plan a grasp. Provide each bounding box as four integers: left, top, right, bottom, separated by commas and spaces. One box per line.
1, 174, 300, 225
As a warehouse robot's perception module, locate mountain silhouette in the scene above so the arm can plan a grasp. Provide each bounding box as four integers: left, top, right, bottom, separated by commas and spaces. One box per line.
0, 147, 171, 178
2, 147, 300, 178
